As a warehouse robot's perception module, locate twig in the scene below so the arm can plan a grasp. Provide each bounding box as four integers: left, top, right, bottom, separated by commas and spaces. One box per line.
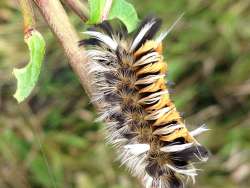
62, 0, 89, 21
33, 0, 92, 97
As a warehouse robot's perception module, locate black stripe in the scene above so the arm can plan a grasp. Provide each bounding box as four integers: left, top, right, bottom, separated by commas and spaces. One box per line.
132, 16, 162, 52
96, 21, 113, 36
170, 145, 210, 162
78, 38, 101, 46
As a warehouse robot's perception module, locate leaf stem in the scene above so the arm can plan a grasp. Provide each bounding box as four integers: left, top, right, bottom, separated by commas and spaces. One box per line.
62, 0, 89, 22
18, 0, 35, 33
102, 0, 113, 21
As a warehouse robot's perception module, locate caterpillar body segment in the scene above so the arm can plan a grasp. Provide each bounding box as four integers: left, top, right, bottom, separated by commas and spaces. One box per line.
81, 17, 209, 188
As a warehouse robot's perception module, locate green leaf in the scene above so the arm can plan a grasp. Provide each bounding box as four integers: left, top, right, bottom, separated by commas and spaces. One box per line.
108, 0, 139, 32
13, 29, 46, 103
88, 0, 139, 32
88, 0, 106, 24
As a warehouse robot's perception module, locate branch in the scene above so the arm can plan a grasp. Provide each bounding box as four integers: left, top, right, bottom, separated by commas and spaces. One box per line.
63, 0, 89, 22
33, 0, 92, 97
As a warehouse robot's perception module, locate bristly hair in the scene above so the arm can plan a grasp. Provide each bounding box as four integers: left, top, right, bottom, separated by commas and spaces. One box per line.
80, 16, 209, 188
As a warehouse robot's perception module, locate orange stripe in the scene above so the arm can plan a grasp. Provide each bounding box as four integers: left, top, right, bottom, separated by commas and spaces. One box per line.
134, 40, 196, 144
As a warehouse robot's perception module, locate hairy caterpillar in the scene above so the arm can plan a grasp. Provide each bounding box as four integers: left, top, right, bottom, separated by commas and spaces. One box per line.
80, 16, 209, 188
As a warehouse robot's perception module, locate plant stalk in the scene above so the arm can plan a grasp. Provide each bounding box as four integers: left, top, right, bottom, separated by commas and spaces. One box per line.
63, 0, 89, 21
33, 0, 92, 97
18, 0, 35, 33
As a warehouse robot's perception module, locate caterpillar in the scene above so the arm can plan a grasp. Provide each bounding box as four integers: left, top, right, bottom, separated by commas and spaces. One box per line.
80, 16, 209, 188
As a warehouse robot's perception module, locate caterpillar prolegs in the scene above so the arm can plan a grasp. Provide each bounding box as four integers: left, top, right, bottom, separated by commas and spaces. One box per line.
80, 17, 209, 188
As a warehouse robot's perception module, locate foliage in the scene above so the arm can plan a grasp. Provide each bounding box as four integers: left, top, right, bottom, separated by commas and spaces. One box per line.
0, 0, 250, 188
88, 0, 106, 24
13, 29, 45, 103
108, 0, 139, 32
88, 0, 139, 32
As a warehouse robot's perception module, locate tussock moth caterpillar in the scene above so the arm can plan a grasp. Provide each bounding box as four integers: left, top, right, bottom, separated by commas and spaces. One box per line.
80, 16, 209, 188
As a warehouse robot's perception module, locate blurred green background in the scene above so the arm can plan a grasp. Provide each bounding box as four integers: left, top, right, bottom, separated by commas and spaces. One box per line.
0, 0, 250, 187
